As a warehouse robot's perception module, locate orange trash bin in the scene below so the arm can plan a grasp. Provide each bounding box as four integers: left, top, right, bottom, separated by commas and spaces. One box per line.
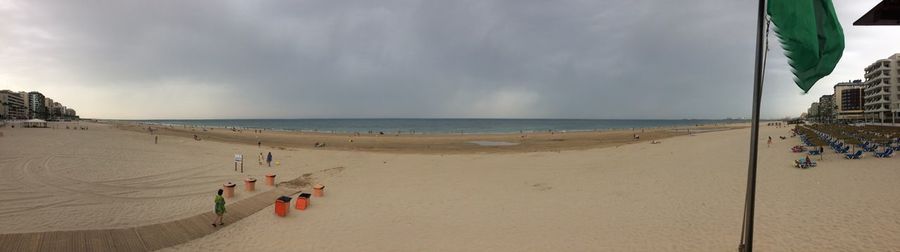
313, 184, 325, 197
275, 196, 291, 217
295, 193, 311, 210
265, 174, 276, 186
223, 182, 236, 198
244, 178, 256, 192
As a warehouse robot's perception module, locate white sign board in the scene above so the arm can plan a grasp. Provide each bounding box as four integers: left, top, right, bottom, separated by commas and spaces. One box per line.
234, 154, 243, 162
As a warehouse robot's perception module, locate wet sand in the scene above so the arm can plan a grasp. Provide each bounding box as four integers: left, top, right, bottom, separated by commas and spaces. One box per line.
112, 121, 744, 154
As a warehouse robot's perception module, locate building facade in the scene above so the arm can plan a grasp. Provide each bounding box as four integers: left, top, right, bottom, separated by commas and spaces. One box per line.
863, 53, 900, 123
65, 108, 76, 118
19, 92, 30, 118
44, 97, 53, 118
808, 102, 820, 121
50, 102, 63, 119
818, 95, 835, 123
28, 92, 47, 120
834, 80, 865, 122
0, 90, 27, 119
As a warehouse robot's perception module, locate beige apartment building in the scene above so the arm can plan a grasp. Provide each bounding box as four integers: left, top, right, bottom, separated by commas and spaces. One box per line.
863, 53, 900, 123
0, 90, 27, 119
834, 80, 865, 122
19, 92, 30, 118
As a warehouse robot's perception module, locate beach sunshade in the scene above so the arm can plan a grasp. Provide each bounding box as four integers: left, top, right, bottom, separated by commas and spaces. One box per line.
768, 0, 845, 93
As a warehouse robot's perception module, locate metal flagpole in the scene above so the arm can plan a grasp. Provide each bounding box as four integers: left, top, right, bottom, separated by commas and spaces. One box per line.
739, 0, 767, 251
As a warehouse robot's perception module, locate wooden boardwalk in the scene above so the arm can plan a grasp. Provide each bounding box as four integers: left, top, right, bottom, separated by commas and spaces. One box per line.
0, 187, 300, 251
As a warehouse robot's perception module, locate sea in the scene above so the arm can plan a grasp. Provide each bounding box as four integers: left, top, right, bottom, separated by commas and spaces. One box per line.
137, 119, 742, 134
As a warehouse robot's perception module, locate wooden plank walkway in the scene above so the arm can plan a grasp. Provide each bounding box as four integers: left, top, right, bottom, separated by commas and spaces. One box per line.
0, 187, 300, 252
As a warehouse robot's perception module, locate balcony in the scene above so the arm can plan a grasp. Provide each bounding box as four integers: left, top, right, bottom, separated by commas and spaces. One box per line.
865, 75, 890, 84
867, 78, 885, 87
865, 103, 888, 111
865, 60, 889, 72
865, 69, 889, 79
871, 94, 892, 103
867, 96, 889, 103
865, 89, 885, 98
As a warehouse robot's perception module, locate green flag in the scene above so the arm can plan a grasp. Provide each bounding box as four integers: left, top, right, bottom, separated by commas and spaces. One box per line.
768, 0, 844, 93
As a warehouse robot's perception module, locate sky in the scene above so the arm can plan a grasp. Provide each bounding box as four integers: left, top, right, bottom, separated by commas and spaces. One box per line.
1, 0, 899, 120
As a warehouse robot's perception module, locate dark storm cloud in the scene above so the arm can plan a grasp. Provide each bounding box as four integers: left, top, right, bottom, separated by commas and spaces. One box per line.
1, 0, 893, 119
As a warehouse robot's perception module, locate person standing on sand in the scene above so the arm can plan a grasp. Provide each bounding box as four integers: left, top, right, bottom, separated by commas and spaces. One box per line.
212, 189, 226, 227
267, 152, 273, 167
767, 136, 772, 147
258, 140, 261, 148
819, 146, 825, 160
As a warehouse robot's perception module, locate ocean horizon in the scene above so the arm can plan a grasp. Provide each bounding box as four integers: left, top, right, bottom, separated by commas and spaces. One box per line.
134, 118, 747, 134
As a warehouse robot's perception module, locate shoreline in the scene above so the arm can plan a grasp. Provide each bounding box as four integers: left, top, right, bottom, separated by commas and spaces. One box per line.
108, 121, 749, 154
123, 119, 749, 135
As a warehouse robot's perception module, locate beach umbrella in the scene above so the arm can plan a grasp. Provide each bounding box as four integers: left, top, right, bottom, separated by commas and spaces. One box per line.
738, 1, 844, 251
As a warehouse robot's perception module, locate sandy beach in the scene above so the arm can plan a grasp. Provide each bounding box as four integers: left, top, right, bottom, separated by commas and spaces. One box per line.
113, 122, 742, 154
1, 122, 899, 251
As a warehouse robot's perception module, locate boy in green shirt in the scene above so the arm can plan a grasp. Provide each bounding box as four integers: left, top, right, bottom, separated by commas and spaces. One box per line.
212, 189, 226, 227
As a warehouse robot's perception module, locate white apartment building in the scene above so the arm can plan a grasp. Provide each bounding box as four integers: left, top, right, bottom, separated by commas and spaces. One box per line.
863, 53, 900, 123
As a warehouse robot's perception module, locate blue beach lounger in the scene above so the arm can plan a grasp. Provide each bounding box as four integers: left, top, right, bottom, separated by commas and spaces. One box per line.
874, 149, 893, 158
844, 150, 863, 159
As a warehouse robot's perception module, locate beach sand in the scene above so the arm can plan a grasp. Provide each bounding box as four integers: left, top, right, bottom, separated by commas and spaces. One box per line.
0, 122, 315, 233
2, 122, 899, 251
114, 122, 742, 154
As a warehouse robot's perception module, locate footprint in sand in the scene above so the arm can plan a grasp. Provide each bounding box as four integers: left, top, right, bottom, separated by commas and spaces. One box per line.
531, 183, 553, 191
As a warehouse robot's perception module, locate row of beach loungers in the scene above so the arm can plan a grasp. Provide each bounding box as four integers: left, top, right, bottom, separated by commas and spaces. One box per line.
793, 125, 898, 168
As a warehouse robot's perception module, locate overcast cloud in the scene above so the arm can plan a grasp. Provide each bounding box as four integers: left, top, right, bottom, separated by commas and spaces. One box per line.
2, 0, 899, 119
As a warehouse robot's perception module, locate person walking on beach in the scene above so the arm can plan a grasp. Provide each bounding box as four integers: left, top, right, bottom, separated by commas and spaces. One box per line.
819, 146, 825, 160
211, 189, 226, 227
267, 152, 273, 167
767, 136, 772, 148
